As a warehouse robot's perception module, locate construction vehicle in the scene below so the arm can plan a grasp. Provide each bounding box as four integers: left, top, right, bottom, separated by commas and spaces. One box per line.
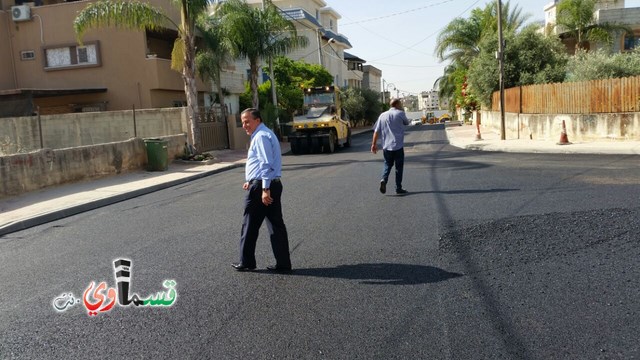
438, 113, 451, 123
422, 111, 435, 124
288, 86, 352, 154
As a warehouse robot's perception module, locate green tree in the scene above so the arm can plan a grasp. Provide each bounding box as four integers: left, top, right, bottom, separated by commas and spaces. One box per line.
272, 57, 333, 89
435, 62, 465, 113
435, 1, 529, 66
555, 0, 631, 51
196, 11, 232, 120
74, 0, 209, 149
216, 0, 308, 109
269, 56, 332, 120
468, 26, 568, 106
340, 87, 365, 124
340, 87, 382, 126
360, 88, 384, 125
434, 1, 530, 110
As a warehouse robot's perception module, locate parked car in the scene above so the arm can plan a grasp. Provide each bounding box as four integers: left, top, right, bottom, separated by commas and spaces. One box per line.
410, 118, 422, 126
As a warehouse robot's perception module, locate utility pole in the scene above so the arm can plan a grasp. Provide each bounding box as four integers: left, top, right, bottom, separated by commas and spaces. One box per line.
317, 30, 323, 66
497, 0, 506, 140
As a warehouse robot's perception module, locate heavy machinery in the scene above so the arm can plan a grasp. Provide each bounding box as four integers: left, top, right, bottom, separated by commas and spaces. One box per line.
288, 86, 351, 154
422, 111, 435, 124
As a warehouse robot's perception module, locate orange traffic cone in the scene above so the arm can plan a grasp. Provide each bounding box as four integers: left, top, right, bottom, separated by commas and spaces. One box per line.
557, 120, 571, 145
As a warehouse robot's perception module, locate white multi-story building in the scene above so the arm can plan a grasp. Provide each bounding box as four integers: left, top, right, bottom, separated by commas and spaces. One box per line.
362, 65, 382, 93
344, 52, 364, 89
245, 0, 352, 88
419, 90, 448, 111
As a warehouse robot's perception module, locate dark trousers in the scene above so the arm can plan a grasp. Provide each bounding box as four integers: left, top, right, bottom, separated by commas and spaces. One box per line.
239, 180, 291, 268
381, 148, 405, 190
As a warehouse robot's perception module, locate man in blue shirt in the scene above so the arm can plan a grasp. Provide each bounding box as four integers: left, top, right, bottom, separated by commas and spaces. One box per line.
371, 98, 411, 195
231, 108, 292, 272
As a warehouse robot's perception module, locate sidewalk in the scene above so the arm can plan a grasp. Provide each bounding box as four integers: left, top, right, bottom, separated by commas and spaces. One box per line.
0, 145, 262, 237
1, 125, 637, 237
445, 122, 640, 155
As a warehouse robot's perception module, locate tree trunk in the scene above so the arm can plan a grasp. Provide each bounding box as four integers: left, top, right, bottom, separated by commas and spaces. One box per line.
184, 63, 200, 151
215, 70, 226, 118
180, 0, 200, 151
184, 64, 200, 150
250, 60, 260, 109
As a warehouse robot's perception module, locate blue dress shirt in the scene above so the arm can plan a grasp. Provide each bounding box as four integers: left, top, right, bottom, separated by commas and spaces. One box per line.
373, 108, 410, 151
245, 123, 282, 189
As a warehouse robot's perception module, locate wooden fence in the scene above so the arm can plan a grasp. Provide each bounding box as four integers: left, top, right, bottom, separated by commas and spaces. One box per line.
492, 75, 640, 114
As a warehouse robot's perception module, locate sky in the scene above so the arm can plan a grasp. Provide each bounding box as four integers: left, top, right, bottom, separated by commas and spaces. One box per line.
330, 0, 640, 96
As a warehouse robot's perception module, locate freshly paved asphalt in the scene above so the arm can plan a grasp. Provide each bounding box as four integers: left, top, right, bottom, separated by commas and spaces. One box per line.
0, 123, 638, 359
1, 122, 638, 237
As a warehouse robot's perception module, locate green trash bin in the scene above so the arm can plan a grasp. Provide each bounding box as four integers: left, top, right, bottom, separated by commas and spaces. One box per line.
144, 138, 169, 171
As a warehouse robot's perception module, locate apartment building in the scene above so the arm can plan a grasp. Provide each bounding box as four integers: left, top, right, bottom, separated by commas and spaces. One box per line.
245, 0, 352, 88
0, 0, 212, 117
343, 52, 364, 89
418, 90, 448, 111
362, 65, 381, 93
543, 0, 640, 53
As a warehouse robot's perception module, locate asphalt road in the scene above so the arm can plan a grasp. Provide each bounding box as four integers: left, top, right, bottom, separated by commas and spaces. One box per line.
1, 125, 638, 359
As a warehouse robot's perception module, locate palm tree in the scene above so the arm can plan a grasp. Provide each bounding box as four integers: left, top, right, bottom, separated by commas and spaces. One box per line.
555, 0, 631, 51
435, 1, 529, 66
196, 13, 232, 122
434, 63, 462, 112
215, 0, 308, 110
74, 0, 209, 150
434, 1, 529, 111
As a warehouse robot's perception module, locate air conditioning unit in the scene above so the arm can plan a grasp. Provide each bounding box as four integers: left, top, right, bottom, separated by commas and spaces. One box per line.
11, 5, 31, 22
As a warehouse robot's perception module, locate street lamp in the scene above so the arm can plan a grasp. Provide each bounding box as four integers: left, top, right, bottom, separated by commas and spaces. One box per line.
382, 79, 396, 104
318, 36, 336, 67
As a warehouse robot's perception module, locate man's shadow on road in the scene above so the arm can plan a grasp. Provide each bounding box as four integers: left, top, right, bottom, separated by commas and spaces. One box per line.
384, 188, 520, 197
279, 263, 463, 285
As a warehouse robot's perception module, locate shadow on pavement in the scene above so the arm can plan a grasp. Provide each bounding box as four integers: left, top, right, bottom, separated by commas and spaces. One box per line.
386, 188, 520, 197
278, 262, 463, 285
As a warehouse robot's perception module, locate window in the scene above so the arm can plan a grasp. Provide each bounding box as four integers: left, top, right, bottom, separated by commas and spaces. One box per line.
44, 42, 100, 70
624, 34, 640, 51
20, 50, 35, 61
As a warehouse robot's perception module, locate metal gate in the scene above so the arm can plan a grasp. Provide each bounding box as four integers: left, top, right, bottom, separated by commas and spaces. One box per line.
197, 105, 229, 152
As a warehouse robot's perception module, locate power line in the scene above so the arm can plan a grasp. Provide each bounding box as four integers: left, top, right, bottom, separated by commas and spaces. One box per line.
370, 62, 444, 68
340, 0, 456, 26
369, 0, 482, 62
271, 2, 364, 82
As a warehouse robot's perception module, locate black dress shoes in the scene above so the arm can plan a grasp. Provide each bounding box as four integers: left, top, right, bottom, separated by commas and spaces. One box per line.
266, 265, 292, 273
231, 263, 256, 271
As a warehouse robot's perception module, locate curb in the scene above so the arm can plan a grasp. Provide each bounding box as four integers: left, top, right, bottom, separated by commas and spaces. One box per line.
0, 163, 242, 237
0, 129, 373, 237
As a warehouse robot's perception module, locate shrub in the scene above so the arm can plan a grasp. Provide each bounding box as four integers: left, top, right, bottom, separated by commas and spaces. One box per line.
565, 48, 640, 82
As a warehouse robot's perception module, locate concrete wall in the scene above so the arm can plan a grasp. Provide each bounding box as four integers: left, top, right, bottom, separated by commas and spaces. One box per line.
0, 107, 187, 155
227, 114, 250, 151
0, 133, 186, 198
479, 111, 640, 141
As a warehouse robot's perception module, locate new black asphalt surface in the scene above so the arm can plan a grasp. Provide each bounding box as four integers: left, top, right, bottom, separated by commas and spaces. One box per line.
1, 124, 638, 359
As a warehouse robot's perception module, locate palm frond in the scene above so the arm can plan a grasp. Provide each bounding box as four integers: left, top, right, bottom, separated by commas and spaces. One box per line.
74, 0, 172, 43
